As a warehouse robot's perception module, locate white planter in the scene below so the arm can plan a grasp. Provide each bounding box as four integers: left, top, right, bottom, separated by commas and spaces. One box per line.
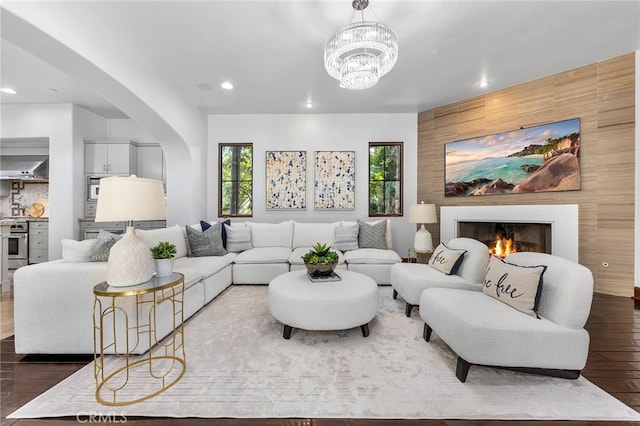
154, 258, 174, 278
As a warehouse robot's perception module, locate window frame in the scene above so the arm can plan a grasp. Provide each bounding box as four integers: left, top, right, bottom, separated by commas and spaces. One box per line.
218, 142, 253, 218
368, 141, 404, 217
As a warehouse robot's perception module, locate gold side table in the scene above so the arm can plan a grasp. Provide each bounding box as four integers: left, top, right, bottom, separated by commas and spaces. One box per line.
93, 272, 186, 406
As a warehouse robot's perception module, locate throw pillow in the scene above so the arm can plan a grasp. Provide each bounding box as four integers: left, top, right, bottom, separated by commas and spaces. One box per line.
482, 256, 547, 317
427, 243, 466, 275
333, 223, 359, 252
224, 223, 252, 252
357, 219, 387, 249
61, 239, 97, 263
186, 223, 227, 257
200, 219, 230, 248
90, 230, 122, 262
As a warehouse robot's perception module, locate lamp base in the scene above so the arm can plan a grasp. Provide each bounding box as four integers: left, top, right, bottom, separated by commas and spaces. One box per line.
414, 225, 433, 253
106, 226, 155, 287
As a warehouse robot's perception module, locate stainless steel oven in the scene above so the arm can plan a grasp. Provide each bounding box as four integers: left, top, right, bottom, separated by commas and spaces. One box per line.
8, 221, 28, 269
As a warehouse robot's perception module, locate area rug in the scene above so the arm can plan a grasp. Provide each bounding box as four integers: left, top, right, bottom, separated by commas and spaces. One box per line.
9, 285, 640, 421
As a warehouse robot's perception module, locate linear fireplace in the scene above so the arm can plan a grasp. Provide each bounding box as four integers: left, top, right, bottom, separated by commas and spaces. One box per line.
440, 204, 578, 262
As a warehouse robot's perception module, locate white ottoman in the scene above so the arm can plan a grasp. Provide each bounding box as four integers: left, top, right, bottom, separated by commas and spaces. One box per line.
268, 270, 378, 339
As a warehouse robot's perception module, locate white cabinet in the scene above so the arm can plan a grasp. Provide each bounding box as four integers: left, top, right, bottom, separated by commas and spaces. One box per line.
85, 141, 138, 175
137, 145, 165, 183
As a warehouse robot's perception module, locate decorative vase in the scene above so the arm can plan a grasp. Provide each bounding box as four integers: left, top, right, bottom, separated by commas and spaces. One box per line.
304, 261, 338, 277
154, 258, 174, 278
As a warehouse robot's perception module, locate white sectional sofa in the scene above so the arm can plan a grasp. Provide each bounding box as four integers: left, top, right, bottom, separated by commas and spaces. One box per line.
14, 220, 401, 354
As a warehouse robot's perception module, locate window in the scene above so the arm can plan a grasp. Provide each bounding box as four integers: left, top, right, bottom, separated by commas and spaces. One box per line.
369, 142, 403, 216
218, 143, 253, 217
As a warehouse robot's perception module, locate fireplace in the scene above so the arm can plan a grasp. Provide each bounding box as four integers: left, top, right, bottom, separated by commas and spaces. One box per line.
440, 204, 579, 262
458, 221, 552, 258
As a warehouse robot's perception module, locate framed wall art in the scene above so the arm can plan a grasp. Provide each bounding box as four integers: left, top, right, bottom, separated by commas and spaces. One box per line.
444, 117, 581, 197
314, 151, 355, 210
265, 151, 306, 209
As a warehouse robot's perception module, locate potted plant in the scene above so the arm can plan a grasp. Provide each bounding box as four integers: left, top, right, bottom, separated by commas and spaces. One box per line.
150, 241, 177, 277
302, 242, 339, 277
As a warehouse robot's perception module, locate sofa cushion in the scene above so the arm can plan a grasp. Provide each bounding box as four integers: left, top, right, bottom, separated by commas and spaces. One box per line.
289, 247, 346, 265
173, 253, 236, 288
427, 242, 466, 275
482, 255, 547, 317
224, 223, 252, 252
333, 223, 359, 252
90, 230, 122, 262
137, 225, 188, 258
248, 220, 294, 248
292, 222, 337, 248
343, 248, 402, 264
234, 247, 292, 264
185, 223, 227, 257
62, 239, 97, 263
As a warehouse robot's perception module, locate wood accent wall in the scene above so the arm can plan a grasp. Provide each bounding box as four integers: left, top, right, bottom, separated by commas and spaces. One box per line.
417, 53, 636, 297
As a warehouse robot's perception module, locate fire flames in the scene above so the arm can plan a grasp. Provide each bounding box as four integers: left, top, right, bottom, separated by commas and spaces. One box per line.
489, 235, 517, 258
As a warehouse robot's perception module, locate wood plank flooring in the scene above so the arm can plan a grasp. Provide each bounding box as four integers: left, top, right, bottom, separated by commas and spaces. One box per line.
1, 292, 640, 425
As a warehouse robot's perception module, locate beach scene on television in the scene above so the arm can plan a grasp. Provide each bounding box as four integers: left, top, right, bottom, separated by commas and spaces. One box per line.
445, 118, 581, 197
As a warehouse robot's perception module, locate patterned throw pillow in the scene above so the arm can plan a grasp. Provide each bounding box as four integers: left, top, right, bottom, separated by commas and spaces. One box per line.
482, 256, 547, 318
357, 219, 387, 249
186, 223, 227, 257
333, 223, 359, 252
224, 223, 252, 253
201, 219, 230, 248
90, 230, 122, 262
427, 243, 466, 275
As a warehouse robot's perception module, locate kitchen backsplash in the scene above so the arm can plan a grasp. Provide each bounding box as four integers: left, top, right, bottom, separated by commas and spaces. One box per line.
0, 182, 49, 217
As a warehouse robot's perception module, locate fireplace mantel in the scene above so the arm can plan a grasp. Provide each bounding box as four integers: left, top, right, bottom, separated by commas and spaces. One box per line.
440, 204, 579, 262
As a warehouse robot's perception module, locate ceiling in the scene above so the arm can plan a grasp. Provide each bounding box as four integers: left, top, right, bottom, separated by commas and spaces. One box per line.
1, 1, 639, 119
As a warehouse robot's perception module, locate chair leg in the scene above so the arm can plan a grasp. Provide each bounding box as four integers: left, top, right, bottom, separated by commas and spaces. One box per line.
392, 289, 398, 300
456, 357, 471, 383
405, 303, 415, 317
423, 323, 432, 342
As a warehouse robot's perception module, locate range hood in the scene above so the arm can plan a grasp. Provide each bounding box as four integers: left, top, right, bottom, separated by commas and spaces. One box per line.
0, 155, 49, 181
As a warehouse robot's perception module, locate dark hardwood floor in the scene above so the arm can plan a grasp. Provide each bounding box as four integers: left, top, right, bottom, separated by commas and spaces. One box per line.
2, 293, 640, 426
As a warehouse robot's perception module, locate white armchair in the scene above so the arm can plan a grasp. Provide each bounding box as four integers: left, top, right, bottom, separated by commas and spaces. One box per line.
420, 252, 594, 382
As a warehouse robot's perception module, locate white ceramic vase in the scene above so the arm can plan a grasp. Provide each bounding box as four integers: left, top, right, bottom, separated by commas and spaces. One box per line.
154, 258, 174, 278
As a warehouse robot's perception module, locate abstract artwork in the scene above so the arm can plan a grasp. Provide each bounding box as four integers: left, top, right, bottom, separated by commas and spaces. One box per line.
314, 151, 355, 210
265, 151, 306, 209
445, 118, 581, 197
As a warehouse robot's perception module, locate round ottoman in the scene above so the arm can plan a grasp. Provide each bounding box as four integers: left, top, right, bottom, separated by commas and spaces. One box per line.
268, 270, 378, 339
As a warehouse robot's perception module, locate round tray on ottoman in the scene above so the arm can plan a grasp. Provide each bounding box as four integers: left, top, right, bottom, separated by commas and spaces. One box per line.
267, 270, 378, 339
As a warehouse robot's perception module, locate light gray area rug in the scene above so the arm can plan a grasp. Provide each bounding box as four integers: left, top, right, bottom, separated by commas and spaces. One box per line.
10, 285, 640, 420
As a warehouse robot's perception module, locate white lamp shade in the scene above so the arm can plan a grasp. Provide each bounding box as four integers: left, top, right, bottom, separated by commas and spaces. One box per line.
95, 175, 166, 222
408, 202, 437, 224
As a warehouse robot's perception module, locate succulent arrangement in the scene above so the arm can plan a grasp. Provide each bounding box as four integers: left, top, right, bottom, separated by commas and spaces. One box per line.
150, 241, 177, 260
302, 242, 339, 265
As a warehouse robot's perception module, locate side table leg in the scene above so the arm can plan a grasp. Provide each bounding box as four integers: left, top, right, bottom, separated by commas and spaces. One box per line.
360, 323, 370, 337
283, 325, 292, 339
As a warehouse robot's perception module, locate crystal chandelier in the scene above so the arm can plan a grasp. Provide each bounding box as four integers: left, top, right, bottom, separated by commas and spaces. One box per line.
324, 0, 398, 90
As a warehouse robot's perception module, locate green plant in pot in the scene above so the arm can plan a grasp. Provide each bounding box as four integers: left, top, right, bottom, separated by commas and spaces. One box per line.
302, 242, 339, 277
150, 241, 177, 278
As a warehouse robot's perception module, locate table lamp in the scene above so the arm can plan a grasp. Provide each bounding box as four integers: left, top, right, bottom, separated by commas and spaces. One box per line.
408, 201, 437, 252
95, 175, 167, 287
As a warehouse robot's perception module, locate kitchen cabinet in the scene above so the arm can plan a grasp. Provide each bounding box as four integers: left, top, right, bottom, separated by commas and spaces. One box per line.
28, 220, 48, 264
85, 140, 138, 175
79, 219, 166, 240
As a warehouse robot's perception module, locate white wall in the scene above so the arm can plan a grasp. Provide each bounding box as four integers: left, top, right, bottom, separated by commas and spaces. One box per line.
0, 104, 107, 259
208, 113, 418, 258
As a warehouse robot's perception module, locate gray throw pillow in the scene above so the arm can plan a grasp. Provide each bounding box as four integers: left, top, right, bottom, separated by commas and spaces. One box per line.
90, 230, 122, 262
224, 223, 252, 252
186, 223, 227, 257
357, 219, 387, 249
333, 223, 359, 252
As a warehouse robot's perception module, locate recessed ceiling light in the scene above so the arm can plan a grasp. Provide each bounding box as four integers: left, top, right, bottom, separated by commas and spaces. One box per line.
479, 79, 490, 88
1, 88, 17, 94
221, 81, 234, 90
305, 100, 313, 108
